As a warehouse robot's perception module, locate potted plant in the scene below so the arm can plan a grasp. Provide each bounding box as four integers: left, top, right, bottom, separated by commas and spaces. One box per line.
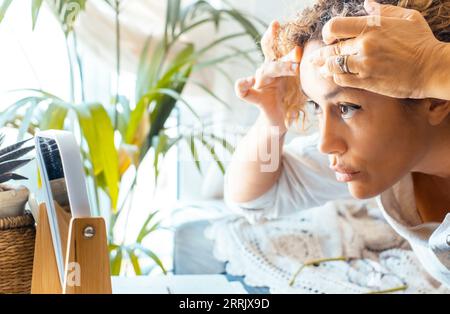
0, 0, 263, 276
0, 134, 34, 219
0, 134, 35, 294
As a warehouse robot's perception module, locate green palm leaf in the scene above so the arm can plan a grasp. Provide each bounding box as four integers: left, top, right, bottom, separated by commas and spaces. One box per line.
194, 135, 225, 174
0, 0, 12, 23
88, 103, 119, 211
136, 244, 167, 275
31, 0, 44, 29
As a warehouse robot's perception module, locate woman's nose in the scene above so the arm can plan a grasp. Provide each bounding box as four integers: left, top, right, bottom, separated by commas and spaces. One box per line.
318, 114, 347, 156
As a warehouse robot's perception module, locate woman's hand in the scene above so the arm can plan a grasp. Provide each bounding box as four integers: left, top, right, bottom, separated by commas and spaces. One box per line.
235, 21, 303, 134
310, 0, 449, 99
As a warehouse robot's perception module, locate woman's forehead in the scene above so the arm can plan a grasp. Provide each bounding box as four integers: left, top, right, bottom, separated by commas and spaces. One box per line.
300, 40, 340, 101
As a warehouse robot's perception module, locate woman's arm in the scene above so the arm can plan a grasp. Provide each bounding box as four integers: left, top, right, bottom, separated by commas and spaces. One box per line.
226, 114, 286, 203
227, 21, 302, 203
427, 43, 450, 100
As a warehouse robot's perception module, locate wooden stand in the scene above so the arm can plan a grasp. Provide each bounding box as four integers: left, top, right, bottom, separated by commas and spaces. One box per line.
31, 203, 112, 294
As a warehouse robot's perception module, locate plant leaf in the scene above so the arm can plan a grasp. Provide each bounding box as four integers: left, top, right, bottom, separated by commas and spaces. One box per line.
212, 64, 234, 86
74, 104, 103, 175
0, 146, 34, 164
194, 135, 225, 174
18, 99, 41, 141
0, 159, 32, 176
108, 243, 120, 251
225, 44, 258, 68
136, 39, 167, 100
111, 95, 131, 139
157, 43, 194, 87
194, 32, 248, 58
40, 101, 69, 130
138, 220, 161, 242
125, 95, 150, 144
9, 88, 65, 102
0, 96, 45, 128
0, 0, 13, 24
137, 245, 167, 275
135, 35, 152, 100
153, 132, 168, 182
167, 0, 181, 39
47, 0, 87, 35
0, 173, 28, 184
176, 17, 215, 41
185, 136, 202, 174
31, 0, 44, 30
136, 210, 159, 243
139, 65, 193, 161
205, 133, 235, 155
110, 247, 123, 276
126, 248, 142, 275
88, 103, 119, 211
220, 8, 262, 55
0, 138, 33, 157
157, 88, 200, 121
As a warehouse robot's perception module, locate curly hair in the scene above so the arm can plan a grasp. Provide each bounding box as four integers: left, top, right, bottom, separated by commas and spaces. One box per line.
276, 0, 450, 57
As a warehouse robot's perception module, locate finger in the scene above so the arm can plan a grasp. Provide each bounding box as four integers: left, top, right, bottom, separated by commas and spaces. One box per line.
235, 81, 265, 105
310, 40, 359, 66
364, 0, 420, 20
235, 76, 256, 98
318, 55, 360, 78
254, 61, 299, 88
333, 73, 366, 89
322, 16, 376, 45
261, 20, 280, 62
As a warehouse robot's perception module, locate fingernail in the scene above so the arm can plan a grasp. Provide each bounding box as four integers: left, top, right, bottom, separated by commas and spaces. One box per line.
291, 63, 299, 72
239, 81, 249, 91
240, 86, 249, 95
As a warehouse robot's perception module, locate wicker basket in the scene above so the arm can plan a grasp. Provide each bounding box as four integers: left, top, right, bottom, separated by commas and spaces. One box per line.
0, 212, 36, 294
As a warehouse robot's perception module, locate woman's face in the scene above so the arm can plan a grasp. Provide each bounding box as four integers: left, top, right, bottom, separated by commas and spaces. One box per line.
300, 40, 431, 199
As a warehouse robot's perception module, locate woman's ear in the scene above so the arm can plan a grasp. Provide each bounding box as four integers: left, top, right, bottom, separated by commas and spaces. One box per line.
426, 99, 450, 126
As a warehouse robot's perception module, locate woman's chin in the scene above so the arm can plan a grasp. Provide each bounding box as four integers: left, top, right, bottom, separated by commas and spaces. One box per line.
347, 182, 381, 199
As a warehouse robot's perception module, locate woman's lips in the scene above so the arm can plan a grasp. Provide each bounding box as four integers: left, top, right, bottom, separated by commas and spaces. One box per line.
330, 165, 361, 182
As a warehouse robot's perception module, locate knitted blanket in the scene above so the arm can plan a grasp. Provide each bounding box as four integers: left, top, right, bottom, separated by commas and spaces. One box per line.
205, 199, 450, 294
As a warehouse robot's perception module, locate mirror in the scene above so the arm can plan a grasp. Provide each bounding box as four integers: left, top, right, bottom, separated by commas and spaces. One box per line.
36, 136, 73, 285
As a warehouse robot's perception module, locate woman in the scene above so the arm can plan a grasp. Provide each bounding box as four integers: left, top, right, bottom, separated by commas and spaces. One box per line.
226, 0, 450, 286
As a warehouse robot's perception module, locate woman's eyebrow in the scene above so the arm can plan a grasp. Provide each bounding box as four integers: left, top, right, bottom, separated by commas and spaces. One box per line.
324, 88, 343, 100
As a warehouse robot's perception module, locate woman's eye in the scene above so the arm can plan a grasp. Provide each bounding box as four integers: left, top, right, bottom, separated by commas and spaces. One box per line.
338, 103, 361, 119
307, 100, 322, 115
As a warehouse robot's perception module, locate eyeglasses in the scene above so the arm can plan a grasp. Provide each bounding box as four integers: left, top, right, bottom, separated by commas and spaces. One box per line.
289, 256, 408, 294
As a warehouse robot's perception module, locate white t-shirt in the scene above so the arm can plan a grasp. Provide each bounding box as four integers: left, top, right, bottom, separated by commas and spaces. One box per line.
224, 133, 450, 286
